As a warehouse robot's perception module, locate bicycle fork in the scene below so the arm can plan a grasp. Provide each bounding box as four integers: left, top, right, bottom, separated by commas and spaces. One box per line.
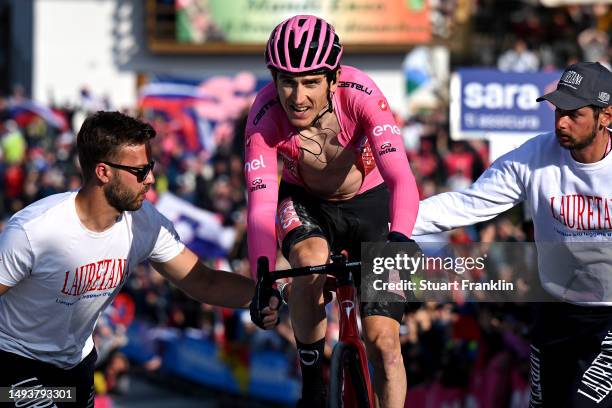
335, 272, 376, 407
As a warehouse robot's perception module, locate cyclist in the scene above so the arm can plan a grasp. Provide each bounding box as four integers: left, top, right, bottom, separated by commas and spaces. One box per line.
412, 62, 612, 407
245, 15, 419, 407
0, 111, 279, 408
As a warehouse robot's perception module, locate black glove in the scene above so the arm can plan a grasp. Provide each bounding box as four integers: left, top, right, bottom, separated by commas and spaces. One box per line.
387, 231, 422, 257
387, 231, 423, 304
250, 256, 282, 329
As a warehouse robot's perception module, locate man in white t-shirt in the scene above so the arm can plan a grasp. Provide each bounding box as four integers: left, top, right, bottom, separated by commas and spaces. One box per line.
0, 111, 279, 408
412, 62, 612, 407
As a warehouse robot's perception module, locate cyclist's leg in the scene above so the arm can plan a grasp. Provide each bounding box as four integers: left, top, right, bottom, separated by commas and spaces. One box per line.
342, 183, 408, 408
362, 309, 406, 408
277, 183, 332, 405
288, 238, 330, 343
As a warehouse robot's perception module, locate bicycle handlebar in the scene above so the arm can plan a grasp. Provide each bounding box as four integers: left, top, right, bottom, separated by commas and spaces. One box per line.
257, 256, 361, 282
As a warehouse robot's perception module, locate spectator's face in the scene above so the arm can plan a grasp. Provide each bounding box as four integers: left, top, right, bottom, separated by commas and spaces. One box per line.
275, 72, 337, 130
554, 106, 598, 150
102, 143, 155, 212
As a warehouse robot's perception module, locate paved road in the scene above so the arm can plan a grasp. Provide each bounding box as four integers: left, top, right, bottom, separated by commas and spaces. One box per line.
111, 373, 290, 408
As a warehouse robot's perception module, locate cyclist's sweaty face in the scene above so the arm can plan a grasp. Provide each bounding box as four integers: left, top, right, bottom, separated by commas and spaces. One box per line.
276, 72, 336, 130
554, 106, 598, 150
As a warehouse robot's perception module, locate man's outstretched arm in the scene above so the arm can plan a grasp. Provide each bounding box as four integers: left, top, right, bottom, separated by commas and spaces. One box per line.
413, 152, 527, 236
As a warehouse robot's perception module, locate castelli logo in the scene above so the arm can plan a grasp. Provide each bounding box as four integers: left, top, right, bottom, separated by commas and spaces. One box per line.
378, 99, 388, 111
598, 91, 610, 103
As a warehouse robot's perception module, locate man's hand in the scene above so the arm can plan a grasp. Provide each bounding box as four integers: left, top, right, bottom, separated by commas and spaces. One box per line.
250, 284, 282, 329
258, 296, 281, 329
250, 256, 282, 330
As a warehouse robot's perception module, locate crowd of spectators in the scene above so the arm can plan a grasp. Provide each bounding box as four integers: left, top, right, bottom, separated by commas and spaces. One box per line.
0, 3, 610, 407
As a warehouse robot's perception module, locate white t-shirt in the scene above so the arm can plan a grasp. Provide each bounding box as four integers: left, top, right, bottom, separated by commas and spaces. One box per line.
0, 192, 185, 368
413, 132, 612, 304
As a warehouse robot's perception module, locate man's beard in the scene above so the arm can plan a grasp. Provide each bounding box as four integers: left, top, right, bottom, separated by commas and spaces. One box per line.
556, 126, 597, 151
103, 177, 145, 212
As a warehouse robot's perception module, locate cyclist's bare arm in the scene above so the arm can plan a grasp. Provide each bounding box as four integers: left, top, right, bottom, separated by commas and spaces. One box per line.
0, 283, 9, 296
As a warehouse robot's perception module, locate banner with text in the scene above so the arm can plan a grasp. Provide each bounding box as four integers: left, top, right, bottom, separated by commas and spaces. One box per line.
176, 0, 431, 45
450, 69, 561, 140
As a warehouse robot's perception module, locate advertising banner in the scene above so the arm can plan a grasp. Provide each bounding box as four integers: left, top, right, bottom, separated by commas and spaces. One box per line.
176, 0, 431, 46
450, 69, 561, 140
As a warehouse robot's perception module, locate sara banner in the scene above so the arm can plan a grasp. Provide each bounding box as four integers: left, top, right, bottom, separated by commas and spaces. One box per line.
176, 0, 431, 45
450, 69, 561, 140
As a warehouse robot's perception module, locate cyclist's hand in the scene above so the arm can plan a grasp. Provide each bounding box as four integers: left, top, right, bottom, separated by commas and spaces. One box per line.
387, 231, 422, 257
250, 257, 282, 330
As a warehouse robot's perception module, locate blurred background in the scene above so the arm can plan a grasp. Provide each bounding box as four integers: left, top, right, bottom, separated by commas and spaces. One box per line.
0, 0, 610, 407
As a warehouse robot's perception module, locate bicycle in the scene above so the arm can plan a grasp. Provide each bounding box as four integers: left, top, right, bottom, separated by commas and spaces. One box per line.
256, 254, 375, 408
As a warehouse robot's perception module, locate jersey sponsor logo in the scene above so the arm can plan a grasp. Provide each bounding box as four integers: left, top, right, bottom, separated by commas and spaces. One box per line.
578, 331, 612, 403
378, 99, 388, 111
249, 177, 267, 192
359, 142, 375, 174
338, 81, 373, 95
277, 198, 301, 234
60, 259, 128, 297
372, 124, 401, 137
244, 154, 266, 173
379, 142, 397, 155
549, 195, 612, 230
252, 98, 278, 126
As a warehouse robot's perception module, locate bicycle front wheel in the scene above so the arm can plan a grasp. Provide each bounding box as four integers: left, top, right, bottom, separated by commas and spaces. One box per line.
328, 341, 371, 408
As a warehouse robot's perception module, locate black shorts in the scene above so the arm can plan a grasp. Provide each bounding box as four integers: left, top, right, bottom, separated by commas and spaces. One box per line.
276, 181, 406, 323
0, 348, 96, 408
530, 302, 612, 408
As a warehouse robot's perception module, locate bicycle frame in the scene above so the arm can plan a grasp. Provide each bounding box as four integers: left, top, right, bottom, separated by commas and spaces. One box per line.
264, 257, 376, 407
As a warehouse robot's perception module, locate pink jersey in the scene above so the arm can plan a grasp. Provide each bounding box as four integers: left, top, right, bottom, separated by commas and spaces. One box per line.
245, 65, 419, 273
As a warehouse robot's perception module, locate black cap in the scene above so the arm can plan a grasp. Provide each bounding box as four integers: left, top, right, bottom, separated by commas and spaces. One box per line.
536, 62, 612, 110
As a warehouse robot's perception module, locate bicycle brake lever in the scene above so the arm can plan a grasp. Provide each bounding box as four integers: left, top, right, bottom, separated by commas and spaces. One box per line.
256, 256, 270, 282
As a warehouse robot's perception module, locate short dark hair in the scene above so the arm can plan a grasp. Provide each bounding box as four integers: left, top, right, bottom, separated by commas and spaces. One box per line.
77, 111, 155, 182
